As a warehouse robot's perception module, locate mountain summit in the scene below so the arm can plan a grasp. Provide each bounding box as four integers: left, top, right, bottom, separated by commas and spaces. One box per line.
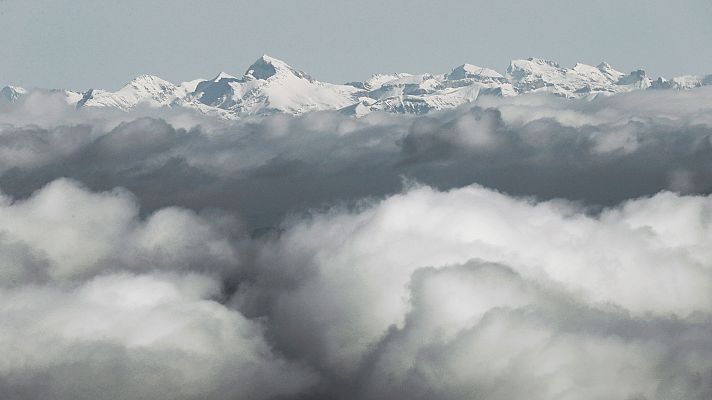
244, 54, 310, 81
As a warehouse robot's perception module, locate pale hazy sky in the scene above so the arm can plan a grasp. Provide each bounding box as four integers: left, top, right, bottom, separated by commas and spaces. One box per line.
1, 0, 711, 90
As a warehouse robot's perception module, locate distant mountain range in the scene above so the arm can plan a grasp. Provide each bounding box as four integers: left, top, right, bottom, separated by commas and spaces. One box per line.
3, 55, 712, 118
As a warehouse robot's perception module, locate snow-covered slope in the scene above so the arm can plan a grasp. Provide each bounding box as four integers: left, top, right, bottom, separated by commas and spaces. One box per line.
1, 85, 84, 105
190, 55, 361, 116
503, 58, 650, 97
3, 55, 711, 118
76, 75, 200, 110
651, 74, 712, 90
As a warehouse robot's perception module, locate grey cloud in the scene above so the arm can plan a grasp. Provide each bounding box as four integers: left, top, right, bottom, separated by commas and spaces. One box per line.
2, 89, 712, 229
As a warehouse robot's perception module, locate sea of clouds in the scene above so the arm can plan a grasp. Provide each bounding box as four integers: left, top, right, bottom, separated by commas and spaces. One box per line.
1, 88, 712, 399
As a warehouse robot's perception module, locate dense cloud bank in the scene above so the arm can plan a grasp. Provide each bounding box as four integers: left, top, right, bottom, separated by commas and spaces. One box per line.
2, 87, 712, 226
2, 89, 712, 399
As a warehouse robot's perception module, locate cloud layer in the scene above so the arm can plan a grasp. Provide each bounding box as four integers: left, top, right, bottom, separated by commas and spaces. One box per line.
3, 87, 712, 228
2, 88, 712, 399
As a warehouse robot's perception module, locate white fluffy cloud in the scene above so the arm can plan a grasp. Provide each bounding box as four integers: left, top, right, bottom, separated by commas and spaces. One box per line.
239, 184, 712, 399
0, 180, 314, 400
0, 179, 239, 283
0, 273, 315, 400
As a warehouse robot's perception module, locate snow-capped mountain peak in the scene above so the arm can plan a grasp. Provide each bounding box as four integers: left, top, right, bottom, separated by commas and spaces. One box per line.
127, 74, 172, 87
616, 69, 652, 90
506, 58, 565, 89
446, 64, 504, 82
210, 72, 238, 82
1, 85, 28, 102
244, 54, 310, 81
503, 58, 653, 97
506, 58, 562, 77
188, 55, 361, 116
77, 74, 182, 110
3, 56, 711, 118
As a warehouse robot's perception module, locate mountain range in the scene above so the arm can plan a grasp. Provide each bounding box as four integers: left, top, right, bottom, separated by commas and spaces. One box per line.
3, 55, 712, 118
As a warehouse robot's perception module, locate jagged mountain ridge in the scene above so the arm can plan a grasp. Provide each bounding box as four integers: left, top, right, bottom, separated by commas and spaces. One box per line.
3, 55, 712, 118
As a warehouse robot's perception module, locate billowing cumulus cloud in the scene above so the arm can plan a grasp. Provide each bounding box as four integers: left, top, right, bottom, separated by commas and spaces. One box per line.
0, 273, 315, 400
2, 88, 712, 399
0, 179, 241, 283
0, 180, 314, 400
237, 184, 712, 400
